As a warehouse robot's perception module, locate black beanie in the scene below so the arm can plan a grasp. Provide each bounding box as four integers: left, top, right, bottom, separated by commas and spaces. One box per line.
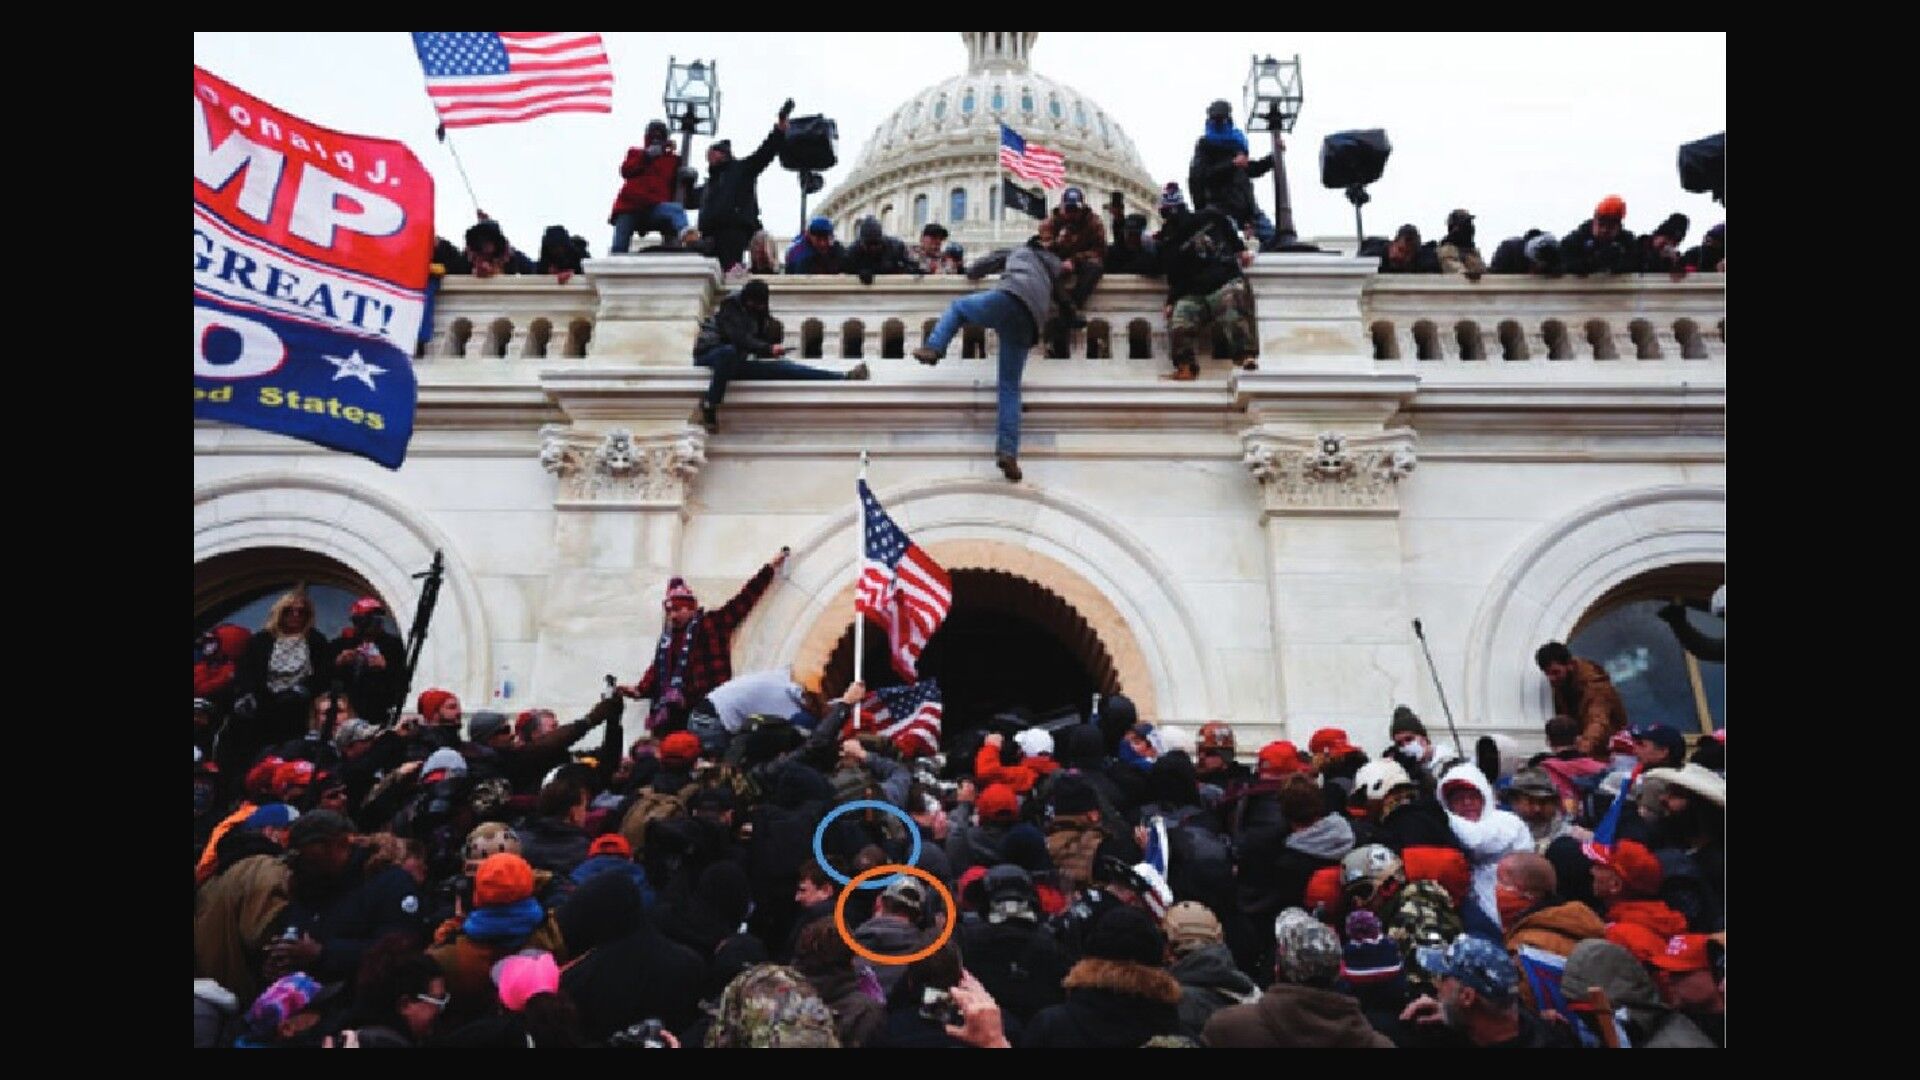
1655, 213, 1690, 242
556, 871, 646, 954
738, 279, 770, 305
1050, 773, 1099, 815
1083, 905, 1166, 966
1389, 706, 1428, 739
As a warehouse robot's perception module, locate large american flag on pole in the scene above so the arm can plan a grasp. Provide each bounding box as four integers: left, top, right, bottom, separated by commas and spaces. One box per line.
411, 33, 613, 131
1000, 123, 1066, 189
845, 679, 944, 757
856, 479, 952, 680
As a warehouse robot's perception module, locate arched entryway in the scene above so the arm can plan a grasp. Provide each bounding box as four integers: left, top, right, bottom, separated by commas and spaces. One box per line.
818, 568, 1124, 739
194, 546, 390, 639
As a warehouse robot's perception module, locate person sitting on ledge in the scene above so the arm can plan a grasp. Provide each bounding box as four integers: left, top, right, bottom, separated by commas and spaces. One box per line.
691, 279, 868, 433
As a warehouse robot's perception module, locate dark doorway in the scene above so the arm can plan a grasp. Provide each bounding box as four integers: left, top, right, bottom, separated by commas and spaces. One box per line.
821, 568, 1123, 747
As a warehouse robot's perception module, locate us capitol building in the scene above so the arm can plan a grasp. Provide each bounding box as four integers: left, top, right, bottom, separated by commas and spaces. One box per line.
194, 31, 1726, 753
815, 33, 1161, 252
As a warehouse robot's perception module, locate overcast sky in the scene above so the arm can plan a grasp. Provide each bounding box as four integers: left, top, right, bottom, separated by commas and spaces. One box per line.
194, 32, 1725, 254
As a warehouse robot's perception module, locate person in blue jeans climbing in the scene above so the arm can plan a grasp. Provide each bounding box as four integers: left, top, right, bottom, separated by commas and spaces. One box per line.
692, 279, 868, 433
912, 230, 1069, 482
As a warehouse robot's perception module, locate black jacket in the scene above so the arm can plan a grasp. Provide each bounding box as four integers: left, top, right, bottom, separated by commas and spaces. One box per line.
1105, 235, 1161, 275
325, 630, 408, 724
843, 237, 919, 280
282, 850, 431, 981
1158, 208, 1247, 304
693, 293, 780, 359
697, 127, 784, 234
1560, 219, 1641, 275
959, 913, 1071, 1025
1489, 230, 1553, 274
1187, 138, 1271, 229
561, 924, 710, 1040
516, 815, 591, 878
1019, 958, 1185, 1048
239, 629, 335, 702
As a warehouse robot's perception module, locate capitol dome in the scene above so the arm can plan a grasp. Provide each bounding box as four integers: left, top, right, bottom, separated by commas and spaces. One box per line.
815, 32, 1163, 256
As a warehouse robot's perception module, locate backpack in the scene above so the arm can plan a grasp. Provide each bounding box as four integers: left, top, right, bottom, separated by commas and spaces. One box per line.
618, 786, 689, 854
1046, 821, 1106, 891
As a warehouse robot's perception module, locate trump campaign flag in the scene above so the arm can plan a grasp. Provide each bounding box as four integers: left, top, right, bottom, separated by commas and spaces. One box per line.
194, 67, 432, 469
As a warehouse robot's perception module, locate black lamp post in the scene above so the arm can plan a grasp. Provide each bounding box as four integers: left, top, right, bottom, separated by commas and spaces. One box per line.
664, 57, 720, 205
1244, 54, 1310, 251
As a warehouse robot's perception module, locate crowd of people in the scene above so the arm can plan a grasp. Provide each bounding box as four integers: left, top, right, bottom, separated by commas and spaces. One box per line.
195, 564, 1726, 1048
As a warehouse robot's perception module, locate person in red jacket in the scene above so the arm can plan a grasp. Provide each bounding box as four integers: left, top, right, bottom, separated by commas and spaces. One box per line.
973, 731, 1059, 794
196, 624, 254, 706
609, 120, 690, 256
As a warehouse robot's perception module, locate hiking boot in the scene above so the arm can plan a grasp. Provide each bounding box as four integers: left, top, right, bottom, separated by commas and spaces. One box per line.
996, 453, 1023, 482
912, 347, 941, 366
845, 362, 870, 381
699, 403, 720, 434
1238, 356, 1259, 371
1162, 364, 1199, 382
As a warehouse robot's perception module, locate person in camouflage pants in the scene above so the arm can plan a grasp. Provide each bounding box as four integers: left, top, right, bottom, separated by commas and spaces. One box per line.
1157, 197, 1259, 380
1169, 278, 1256, 374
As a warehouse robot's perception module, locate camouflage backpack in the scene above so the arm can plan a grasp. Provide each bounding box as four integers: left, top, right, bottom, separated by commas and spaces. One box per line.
1381, 878, 1464, 993
618, 785, 689, 855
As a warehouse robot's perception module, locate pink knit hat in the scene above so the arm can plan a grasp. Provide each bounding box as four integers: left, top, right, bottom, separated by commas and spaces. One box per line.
491, 951, 560, 1012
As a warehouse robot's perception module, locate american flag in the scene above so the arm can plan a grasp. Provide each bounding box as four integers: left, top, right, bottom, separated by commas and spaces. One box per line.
411, 32, 613, 131
845, 679, 945, 757
1000, 123, 1066, 190
856, 479, 952, 681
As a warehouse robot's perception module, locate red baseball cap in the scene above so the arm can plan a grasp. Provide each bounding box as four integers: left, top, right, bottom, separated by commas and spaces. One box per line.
1583, 838, 1663, 897
1605, 922, 1712, 973
350, 597, 385, 616
1257, 740, 1307, 777
976, 783, 1020, 823
587, 834, 632, 859
273, 759, 317, 795
1308, 728, 1353, 756
244, 756, 287, 799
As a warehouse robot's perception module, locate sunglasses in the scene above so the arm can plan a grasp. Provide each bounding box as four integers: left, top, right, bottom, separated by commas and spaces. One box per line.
414, 992, 450, 1009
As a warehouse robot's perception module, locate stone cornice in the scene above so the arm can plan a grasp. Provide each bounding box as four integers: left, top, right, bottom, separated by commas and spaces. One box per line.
538, 424, 707, 509
1242, 429, 1418, 517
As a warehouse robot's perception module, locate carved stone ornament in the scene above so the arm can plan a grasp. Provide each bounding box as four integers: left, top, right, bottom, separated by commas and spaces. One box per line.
1243, 430, 1418, 511
538, 425, 707, 504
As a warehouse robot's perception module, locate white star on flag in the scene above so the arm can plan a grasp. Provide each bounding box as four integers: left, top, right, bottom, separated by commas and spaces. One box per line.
324, 350, 387, 390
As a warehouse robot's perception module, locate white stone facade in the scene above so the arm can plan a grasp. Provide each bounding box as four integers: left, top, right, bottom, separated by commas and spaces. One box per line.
814, 33, 1162, 255
194, 255, 1726, 756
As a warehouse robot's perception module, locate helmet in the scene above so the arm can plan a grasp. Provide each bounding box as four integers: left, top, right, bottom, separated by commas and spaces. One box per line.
1340, 844, 1406, 906
1197, 721, 1236, 755
1353, 759, 1414, 802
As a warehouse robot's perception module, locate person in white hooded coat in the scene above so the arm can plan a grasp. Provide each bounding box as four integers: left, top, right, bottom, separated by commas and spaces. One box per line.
1436, 763, 1534, 929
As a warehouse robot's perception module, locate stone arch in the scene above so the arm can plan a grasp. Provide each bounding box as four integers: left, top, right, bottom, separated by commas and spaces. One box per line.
734, 481, 1230, 724
1463, 484, 1726, 737
193, 472, 492, 703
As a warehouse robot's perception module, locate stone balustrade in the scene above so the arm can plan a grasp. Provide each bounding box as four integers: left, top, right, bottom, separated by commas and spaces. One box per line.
414, 255, 1726, 384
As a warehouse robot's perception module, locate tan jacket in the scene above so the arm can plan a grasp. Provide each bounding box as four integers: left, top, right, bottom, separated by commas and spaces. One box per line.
1504, 900, 1607, 1011
194, 853, 292, 1006
1554, 658, 1629, 757
427, 913, 569, 1032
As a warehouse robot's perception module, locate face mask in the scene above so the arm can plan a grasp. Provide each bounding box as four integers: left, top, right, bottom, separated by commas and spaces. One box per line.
1495, 887, 1534, 925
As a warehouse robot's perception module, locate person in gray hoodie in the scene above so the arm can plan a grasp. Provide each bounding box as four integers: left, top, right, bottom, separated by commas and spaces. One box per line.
1559, 939, 1717, 1048
912, 231, 1069, 482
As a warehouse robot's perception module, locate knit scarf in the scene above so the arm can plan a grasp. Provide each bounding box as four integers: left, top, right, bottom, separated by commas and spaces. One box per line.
649, 612, 703, 701
463, 897, 545, 943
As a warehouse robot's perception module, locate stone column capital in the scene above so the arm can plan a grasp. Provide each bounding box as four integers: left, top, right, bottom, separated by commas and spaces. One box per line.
539, 424, 707, 509
1242, 429, 1417, 515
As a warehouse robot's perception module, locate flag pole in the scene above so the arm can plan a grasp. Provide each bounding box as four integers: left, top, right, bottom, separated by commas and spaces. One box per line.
852, 449, 870, 732
994, 127, 1003, 247
436, 125, 483, 219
